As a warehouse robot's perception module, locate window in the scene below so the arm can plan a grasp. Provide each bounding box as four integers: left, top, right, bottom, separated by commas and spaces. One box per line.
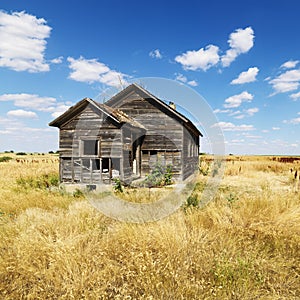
102, 158, 109, 173
188, 139, 192, 157
150, 150, 157, 156
81, 158, 100, 171
82, 139, 98, 156
91, 159, 100, 170
187, 136, 198, 157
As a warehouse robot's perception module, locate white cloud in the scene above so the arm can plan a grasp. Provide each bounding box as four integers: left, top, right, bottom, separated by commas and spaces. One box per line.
213, 121, 255, 131
290, 118, 300, 124
0, 11, 51, 72
290, 91, 300, 100
149, 49, 162, 59
268, 69, 300, 94
234, 114, 245, 119
229, 110, 242, 116
51, 56, 63, 64
244, 134, 262, 139
175, 73, 187, 83
215, 106, 257, 120
213, 109, 231, 114
234, 114, 246, 120
51, 104, 71, 118
68, 57, 109, 82
221, 27, 254, 67
175, 44, 219, 71
224, 91, 253, 108
283, 117, 300, 124
7, 109, 38, 118
280, 60, 299, 69
175, 73, 198, 86
0, 93, 71, 118
0, 93, 56, 111
231, 139, 245, 143
187, 80, 198, 86
67, 56, 128, 87
174, 27, 254, 72
0, 116, 23, 127
1, 125, 53, 135
231, 67, 259, 84
0, 115, 59, 153
245, 107, 259, 116
272, 127, 280, 130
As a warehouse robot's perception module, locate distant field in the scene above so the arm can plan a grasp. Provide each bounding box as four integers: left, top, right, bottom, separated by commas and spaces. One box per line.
0, 153, 299, 299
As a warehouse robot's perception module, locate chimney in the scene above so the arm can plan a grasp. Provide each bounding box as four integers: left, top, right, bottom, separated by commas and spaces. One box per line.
169, 101, 176, 110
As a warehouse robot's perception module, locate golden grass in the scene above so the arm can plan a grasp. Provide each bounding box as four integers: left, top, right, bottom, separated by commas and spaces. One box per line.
0, 154, 76, 216
116, 186, 174, 203
0, 154, 299, 299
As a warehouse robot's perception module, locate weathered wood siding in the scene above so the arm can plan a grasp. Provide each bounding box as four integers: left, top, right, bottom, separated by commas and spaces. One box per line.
58, 104, 123, 183
59, 104, 122, 157
141, 150, 182, 178
182, 127, 199, 180
121, 127, 133, 180
107, 91, 184, 177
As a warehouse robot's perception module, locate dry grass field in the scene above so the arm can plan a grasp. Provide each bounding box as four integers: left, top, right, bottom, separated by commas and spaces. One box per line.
0, 153, 299, 299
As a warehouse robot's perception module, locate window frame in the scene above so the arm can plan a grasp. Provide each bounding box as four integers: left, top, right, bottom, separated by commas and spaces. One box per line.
81, 138, 100, 157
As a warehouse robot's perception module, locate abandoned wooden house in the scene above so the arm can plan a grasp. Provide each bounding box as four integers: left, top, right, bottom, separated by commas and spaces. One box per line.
49, 83, 202, 185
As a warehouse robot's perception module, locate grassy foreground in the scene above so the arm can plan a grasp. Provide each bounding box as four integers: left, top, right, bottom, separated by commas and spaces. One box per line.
0, 154, 299, 299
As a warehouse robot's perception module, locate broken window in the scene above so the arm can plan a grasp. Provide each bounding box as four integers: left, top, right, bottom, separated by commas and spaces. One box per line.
82, 139, 99, 156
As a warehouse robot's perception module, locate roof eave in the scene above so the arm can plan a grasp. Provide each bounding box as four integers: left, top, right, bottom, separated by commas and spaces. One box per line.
48, 97, 121, 128
48, 98, 89, 127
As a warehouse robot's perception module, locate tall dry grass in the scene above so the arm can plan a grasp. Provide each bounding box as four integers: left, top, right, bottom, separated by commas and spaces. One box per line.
0, 154, 299, 299
0, 154, 76, 216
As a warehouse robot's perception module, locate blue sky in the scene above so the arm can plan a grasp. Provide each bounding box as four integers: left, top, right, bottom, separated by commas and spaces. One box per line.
0, 0, 300, 154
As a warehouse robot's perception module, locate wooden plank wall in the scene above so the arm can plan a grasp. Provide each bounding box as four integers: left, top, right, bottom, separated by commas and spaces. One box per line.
141, 150, 182, 178
110, 92, 183, 150
59, 104, 123, 183
59, 105, 122, 157
109, 92, 185, 177
122, 127, 134, 180
182, 127, 199, 180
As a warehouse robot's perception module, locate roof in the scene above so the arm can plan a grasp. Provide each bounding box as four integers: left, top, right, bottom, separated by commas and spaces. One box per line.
49, 97, 145, 129
104, 83, 203, 137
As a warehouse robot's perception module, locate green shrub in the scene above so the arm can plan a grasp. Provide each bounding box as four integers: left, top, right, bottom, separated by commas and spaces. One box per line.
144, 163, 173, 187
226, 193, 239, 207
0, 156, 13, 163
113, 178, 123, 193
183, 181, 205, 209
16, 173, 59, 190
164, 165, 173, 185
16, 152, 27, 156
186, 194, 199, 207
73, 188, 84, 198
